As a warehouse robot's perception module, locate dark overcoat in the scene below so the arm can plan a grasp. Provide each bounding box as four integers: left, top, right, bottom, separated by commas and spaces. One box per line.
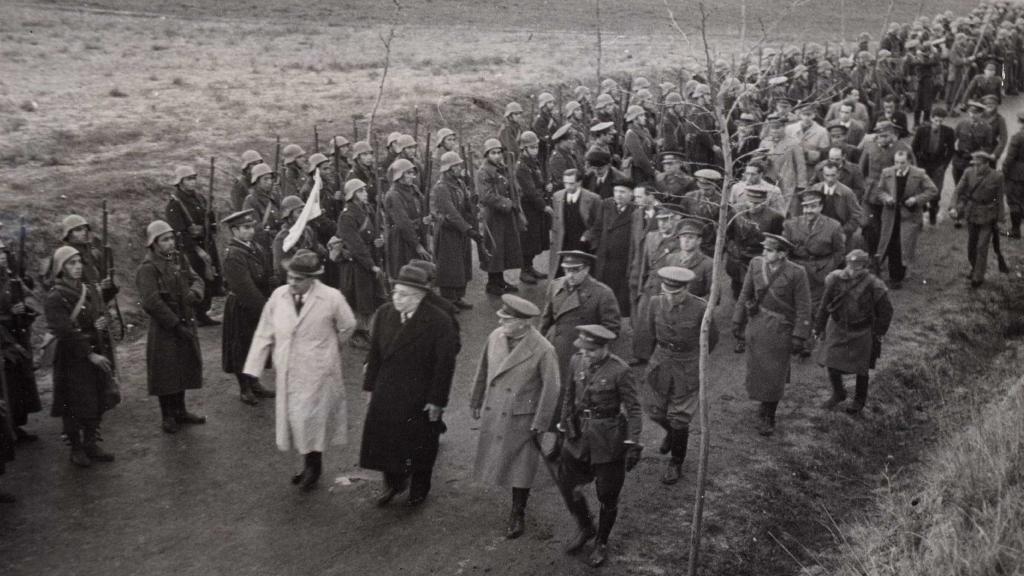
515, 153, 551, 257
954, 167, 1005, 225
359, 301, 460, 474
475, 160, 523, 273
45, 280, 115, 419
383, 182, 428, 278
733, 257, 812, 402
0, 272, 41, 424
335, 200, 384, 316
783, 214, 846, 309
220, 238, 271, 373
814, 269, 893, 374
136, 252, 204, 396
431, 171, 476, 289
539, 274, 621, 383
593, 199, 635, 312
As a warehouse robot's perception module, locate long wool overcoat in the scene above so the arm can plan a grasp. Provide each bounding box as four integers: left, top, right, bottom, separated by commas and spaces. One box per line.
539, 274, 621, 384
221, 238, 271, 373
469, 327, 560, 489
870, 165, 938, 267
593, 199, 635, 313
475, 160, 524, 274
359, 301, 460, 474
136, 251, 204, 396
733, 256, 812, 402
814, 269, 894, 375
243, 280, 356, 453
431, 171, 476, 289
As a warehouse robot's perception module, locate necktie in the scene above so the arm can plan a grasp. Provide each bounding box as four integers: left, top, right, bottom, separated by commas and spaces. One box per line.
401, 312, 409, 324
293, 293, 304, 314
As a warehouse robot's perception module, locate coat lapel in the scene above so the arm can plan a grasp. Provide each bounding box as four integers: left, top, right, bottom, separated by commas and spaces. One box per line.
491, 329, 539, 381
382, 303, 427, 359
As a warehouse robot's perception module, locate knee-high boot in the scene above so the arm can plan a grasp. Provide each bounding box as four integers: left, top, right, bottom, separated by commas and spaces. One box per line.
82, 420, 114, 463
564, 493, 596, 554
64, 417, 91, 467
507, 488, 529, 539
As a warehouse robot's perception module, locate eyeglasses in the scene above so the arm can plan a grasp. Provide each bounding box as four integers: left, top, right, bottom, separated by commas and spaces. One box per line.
561, 265, 585, 273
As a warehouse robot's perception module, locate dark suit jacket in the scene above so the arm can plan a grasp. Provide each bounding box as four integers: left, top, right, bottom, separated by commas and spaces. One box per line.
583, 166, 629, 200
911, 123, 956, 170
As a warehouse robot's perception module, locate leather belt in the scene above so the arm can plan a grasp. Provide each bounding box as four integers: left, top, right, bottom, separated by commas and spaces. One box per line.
580, 408, 620, 420
657, 341, 692, 353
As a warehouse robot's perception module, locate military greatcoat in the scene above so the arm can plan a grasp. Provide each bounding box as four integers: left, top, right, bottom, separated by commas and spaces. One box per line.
783, 214, 846, 309
220, 237, 272, 374
475, 160, 524, 274
539, 274, 621, 383
814, 269, 893, 375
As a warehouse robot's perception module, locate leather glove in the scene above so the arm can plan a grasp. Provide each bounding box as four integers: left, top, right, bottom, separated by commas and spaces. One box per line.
624, 444, 643, 472
468, 229, 483, 242
790, 336, 805, 355
175, 324, 194, 341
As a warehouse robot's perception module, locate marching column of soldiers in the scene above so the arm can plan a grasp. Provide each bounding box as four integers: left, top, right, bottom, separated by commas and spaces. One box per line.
2, 0, 1023, 568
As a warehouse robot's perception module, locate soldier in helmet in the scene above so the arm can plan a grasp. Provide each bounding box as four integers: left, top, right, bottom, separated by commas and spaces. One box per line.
51, 214, 113, 291
498, 102, 525, 155
231, 150, 264, 211
347, 140, 381, 207
574, 85, 594, 125
280, 143, 308, 199
814, 249, 893, 415
333, 178, 385, 350
165, 165, 221, 326
242, 162, 280, 270
557, 324, 642, 568
515, 131, 553, 284
624, 105, 657, 184
565, 101, 590, 158
533, 92, 559, 169
660, 92, 686, 154
384, 158, 431, 277
476, 138, 524, 294
135, 220, 206, 434
383, 132, 404, 173
272, 195, 325, 287
304, 152, 342, 260
431, 151, 481, 309
637, 266, 717, 485
329, 136, 352, 188
219, 209, 276, 406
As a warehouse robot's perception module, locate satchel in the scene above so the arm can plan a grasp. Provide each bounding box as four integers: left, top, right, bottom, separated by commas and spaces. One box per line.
38, 284, 87, 369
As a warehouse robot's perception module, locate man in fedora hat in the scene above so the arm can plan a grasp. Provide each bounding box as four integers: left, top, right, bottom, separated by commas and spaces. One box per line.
135, 220, 206, 434
166, 165, 221, 326
244, 249, 356, 492
470, 294, 560, 539
583, 146, 628, 201
951, 150, 1005, 288
557, 324, 642, 568
360, 264, 460, 507
814, 249, 893, 415
637, 266, 717, 485
733, 233, 812, 436
540, 250, 620, 385
220, 209, 275, 406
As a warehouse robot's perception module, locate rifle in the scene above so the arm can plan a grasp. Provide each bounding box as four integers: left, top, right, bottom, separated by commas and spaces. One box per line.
272, 135, 282, 199
556, 84, 564, 123
314, 125, 320, 154
101, 202, 126, 342
422, 131, 433, 197
352, 115, 359, 142
333, 140, 343, 200
371, 133, 389, 283
413, 106, 420, 144
619, 75, 633, 134
8, 218, 33, 338
205, 157, 216, 259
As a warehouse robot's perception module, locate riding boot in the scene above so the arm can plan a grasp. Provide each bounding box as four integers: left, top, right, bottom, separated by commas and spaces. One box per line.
299, 451, 322, 491
159, 394, 179, 433
846, 375, 870, 414
1011, 213, 1022, 239
822, 368, 847, 409
564, 494, 596, 554
82, 421, 114, 463
661, 428, 688, 485
507, 488, 529, 539
759, 402, 777, 436
65, 418, 91, 468
237, 374, 259, 406
590, 505, 618, 567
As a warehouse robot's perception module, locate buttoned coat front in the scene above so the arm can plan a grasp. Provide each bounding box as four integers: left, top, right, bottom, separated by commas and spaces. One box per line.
870, 165, 939, 266
540, 274, 621, 382
547, 187, 601, 276
470, 327, 561, 488
243, 281, 356, 453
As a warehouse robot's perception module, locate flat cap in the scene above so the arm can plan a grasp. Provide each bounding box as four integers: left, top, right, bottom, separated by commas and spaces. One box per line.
558, 250, 596, 266
496, 294, 541, 319
220, 209, 256, 228
657, 266, 696, 286
744, 183, 772, 198
573, 324, 617, 349
845, 249, 870, 263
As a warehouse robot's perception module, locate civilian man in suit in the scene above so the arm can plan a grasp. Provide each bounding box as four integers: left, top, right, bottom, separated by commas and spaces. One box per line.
593, 185, 636, 314
869, 150, 938, 288
547, 169, 601, 278
911, 103, 957, 225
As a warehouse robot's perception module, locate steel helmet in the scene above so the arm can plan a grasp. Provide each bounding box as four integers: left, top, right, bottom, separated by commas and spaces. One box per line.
388, 158, 416, 182
280, 195, 305, 218
386, 132, 403, 148
282, 144, 305, 163
250, 162, 274, 184
436, 128, 455, 145
595, 93, 615, 109
625, 105, 645, 122
564, 101, 581, 116
600, 78, 619, 93
52, 246, 80, 277
344, 178, 366, 201
574, 86, 591, 100
635, 88, 653, 102
146, 220, 175, 247
518, 131, 540, 147
538, 92, 555, 107
439, 151, 463, 172
240, 149, 263, 169
173, 165, 197, 186
665, 92, 685, 106
504, 102, 524, 117
482, 138, 503, 155
331, 135, 350, 148
61, 214, 90, 240
306, 153, 329, 174
352, 141, 373, 156
396, 134, 416, 150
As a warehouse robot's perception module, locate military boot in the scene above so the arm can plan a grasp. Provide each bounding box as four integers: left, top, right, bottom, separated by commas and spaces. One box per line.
82, 424, 114, 463
822, 371, 847, 410
846, 376, 869, 414
661, 428, 688, 485
564, 496, 596, 554
250, 380, 276, 399
589, 505, 618, 567
299, 452, 322, 492
68, 427, 92, 468
506, 488, 529, 539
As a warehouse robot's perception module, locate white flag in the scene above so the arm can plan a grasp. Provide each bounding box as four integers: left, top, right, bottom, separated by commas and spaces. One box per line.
282, 169, 323, 253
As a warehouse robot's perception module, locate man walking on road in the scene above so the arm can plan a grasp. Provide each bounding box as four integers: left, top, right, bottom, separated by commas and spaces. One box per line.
951, 151, 1006, 288
243, 249, 356, 491
470, 295, 560, 539
360, 264, 460, 507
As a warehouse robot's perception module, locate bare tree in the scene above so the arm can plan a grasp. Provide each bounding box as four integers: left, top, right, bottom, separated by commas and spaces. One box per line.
367, 0, 403, 149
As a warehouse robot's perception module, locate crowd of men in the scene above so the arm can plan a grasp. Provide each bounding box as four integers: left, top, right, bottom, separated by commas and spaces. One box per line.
2, 0, 1023, 569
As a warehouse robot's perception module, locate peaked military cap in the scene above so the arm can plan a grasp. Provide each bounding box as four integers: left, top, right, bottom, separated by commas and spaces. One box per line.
574, 324, 617, 349
496, 294, 540, 319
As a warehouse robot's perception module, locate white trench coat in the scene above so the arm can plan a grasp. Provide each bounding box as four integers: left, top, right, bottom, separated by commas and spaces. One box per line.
243, 280, 356, 453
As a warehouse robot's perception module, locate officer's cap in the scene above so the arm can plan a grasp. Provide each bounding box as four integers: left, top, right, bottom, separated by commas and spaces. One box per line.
971, 150, 996, 162
590, 121, 616, 134
694, 168, 722, 182
658, 150, 686, 163
981, 94, 999, 106
761, 233, 795, 252
800, 188, 825, 205
827, 122, 849, 134
966, 100, 986, 111
496, 294, 541, 319
873, 120, 897, 133
845, 249, 870, 263
220, 209, 256, 228
558, 250, 596, 267
574, 325, 617, 349
551, 124, 573, 142
676, 218, 704, 237
657, 266, 696, 287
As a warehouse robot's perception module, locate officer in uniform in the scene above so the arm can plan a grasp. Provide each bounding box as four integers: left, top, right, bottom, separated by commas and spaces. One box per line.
219, 209, 276, 406
814, 249, 894, 414
637, 266, 717, 485
165, 165, 221, 326
726, 183, 785, 309
952, 100, 996, 185
783, 188, 846, 312
557, 324, 642, 568
951, 150, 1005, 288
540, 251, 621, 388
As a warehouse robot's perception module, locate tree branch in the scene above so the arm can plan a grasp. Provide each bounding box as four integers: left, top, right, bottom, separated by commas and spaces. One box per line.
366, 0, 402, 150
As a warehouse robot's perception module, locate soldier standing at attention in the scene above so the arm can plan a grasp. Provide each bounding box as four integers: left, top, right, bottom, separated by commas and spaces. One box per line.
166, 165, 220, 326
814, 250, 893, 415
638, 266, 717, 485
242, 162, 280, 268
231, 150, 264, 211
279, 144, 308, 199
733, 234, 812, 437
558, 325, 642, 568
